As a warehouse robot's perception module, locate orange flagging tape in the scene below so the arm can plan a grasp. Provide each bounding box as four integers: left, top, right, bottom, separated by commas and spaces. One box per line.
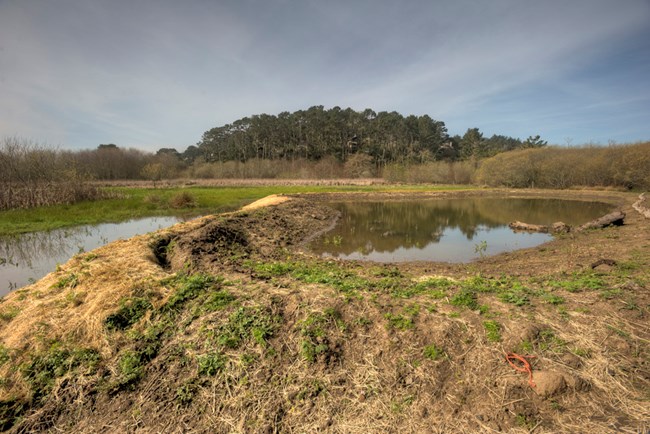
505, 352, 536, 388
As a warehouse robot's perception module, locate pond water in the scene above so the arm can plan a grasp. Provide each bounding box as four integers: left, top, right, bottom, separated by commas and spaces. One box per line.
309, 198, 613, 263
0, 217, 184, 297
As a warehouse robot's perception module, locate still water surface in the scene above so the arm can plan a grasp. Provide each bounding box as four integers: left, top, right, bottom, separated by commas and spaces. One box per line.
310, 198, 613, 263
0, 217, 183, 297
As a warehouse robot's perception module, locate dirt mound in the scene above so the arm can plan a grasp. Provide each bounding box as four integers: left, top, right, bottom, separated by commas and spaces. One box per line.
161, 198, 339, 274
0, 190, 648, 433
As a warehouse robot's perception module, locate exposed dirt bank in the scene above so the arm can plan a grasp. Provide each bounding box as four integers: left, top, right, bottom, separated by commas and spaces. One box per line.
0, 189, 647, 433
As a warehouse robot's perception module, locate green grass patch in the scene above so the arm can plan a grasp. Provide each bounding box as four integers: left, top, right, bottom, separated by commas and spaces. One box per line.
389, 277, 453, 299
197, 352, 226, 376
423, 343, 445, 361
299, 309, 344, 362
20, 342, 100, 401
52, 273, 79, 289
450, 288, 479, 310
0, 345, 10, 366
214, 306, 277, 349
483, 320, 501, 342
252, 260, 369, 297
547, 272, 606, 293
0, 306, 20, 322
105, 297, 152, 331
384, 313, 414, 331
163, 273, 223, 311
116, 350, 145, 386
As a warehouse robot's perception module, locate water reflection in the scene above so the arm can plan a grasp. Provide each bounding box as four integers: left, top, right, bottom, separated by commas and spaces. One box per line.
1, 217, 183, 297
310, 198, 612, 263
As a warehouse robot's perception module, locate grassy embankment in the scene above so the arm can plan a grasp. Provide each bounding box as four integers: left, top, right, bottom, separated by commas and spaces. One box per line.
0, 192, 647, 432
0, 184, 473, 236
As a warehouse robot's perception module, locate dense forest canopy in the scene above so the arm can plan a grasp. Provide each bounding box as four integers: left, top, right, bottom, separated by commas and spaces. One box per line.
192, 106, 546, 166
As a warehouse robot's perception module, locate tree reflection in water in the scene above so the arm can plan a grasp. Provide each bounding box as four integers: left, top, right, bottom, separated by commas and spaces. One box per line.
311, 198, 612, 263
1, 217, 183, 296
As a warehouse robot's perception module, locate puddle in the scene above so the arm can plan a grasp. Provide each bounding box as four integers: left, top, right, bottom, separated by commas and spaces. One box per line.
0, 217, 185, 297
310, 198, 613, 263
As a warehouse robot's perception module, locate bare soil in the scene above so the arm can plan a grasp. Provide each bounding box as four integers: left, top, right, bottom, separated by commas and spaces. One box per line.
0, 189, 648, 433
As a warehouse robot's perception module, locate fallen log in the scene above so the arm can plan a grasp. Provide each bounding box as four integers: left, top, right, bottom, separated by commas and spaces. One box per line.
509, 221, 549, 233
508, 221, 570, 234
576, 210, 625, 232
632, 193, 650, 219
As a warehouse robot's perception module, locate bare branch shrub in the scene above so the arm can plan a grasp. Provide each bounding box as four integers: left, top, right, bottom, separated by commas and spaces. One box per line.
0, 137, 105, 210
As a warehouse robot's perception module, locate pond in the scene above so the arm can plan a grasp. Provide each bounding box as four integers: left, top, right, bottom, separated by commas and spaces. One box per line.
0, 217, 185, 297
309, 198, 613, 263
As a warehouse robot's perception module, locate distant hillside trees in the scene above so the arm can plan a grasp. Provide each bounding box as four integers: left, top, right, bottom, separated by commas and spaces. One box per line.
194, 107, 548, 169
196, 106, 454, 167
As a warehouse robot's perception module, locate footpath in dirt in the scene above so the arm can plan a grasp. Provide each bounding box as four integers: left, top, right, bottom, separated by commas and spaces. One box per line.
0, 189, 648, 433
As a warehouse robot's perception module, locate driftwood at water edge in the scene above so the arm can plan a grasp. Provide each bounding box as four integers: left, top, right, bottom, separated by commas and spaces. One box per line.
508, 221, 569, 234
576, 210, 625, 232
509, 210, 625, 234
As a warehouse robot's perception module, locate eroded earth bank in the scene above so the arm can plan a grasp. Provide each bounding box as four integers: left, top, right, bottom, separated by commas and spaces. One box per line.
0, 189, 648, 433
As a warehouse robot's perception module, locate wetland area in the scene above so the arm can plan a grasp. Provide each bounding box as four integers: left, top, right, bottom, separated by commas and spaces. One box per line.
0, 188, 648, 433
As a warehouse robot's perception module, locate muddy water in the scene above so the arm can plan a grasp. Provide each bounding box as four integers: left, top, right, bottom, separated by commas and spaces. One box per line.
0, 217, 184, 297
310, 198, 613, 263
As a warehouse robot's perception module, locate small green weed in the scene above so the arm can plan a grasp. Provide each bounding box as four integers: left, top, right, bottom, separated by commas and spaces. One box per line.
474, 240, 488, 258
423, 344, 445, 361
0, 306, 20, 322
105, 297, 152, 331
450, 288, 479, 310
117, 350, 145, 386
164, 273, 222, 310
202, 290, 236, 312
299, 309, 343, 362
483, 321, 501, 342
599, 288, 621, 300
215, 306, 276, 349
384, 313, 414, 330
197, 352, 226, 376
536, 329, 566, 353
572, 347, 591, 358
295, 380, 326, 401
52, 273, 79, 289
0, 345, 10, 366
175, 382, 197, 406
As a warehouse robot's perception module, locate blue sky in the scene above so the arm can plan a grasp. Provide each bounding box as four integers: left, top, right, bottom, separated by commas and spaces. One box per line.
1, 0, 649, 152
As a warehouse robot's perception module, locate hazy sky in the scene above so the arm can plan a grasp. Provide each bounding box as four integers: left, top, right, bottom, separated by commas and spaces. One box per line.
1, 0, 649, 152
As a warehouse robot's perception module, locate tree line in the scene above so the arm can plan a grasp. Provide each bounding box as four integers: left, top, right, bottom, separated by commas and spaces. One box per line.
2, 104, 648, 210
194, 106, 547, 167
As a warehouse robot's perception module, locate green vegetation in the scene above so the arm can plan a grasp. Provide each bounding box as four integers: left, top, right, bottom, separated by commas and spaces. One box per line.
423, 343, 445, 361
20, 342, 100, 401
299, 309, 344, 362
483, 321, 501, 342
104, 297, 152, 331
197, 352, 226, 376
52, 273, 79, 289
214, 306, 276, 349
